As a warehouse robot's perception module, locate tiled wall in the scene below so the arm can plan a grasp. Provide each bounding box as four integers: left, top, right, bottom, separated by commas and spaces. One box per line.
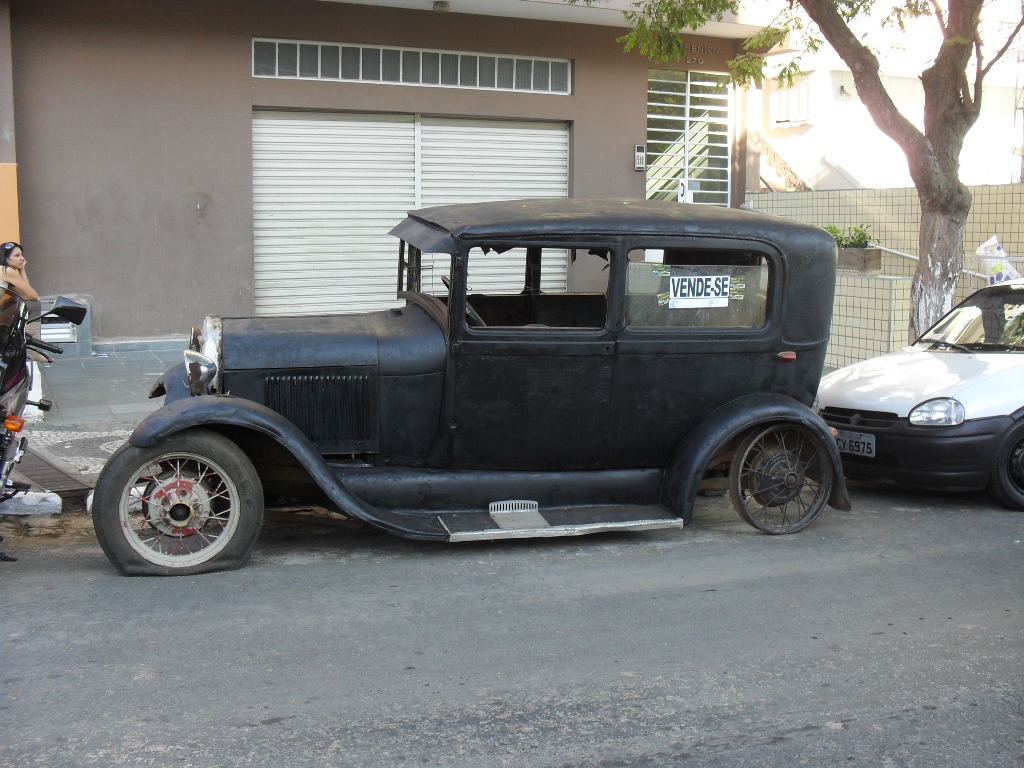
828, 272, 911, 368
745, 184, 1023, 368
746, 185, 1023, 258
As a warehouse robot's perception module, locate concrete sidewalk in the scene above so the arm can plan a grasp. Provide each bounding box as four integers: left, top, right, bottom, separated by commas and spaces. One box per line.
35, 347, 183, 428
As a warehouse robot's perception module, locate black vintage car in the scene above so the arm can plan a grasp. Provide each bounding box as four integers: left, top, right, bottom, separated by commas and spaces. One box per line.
93, 199, 850, 575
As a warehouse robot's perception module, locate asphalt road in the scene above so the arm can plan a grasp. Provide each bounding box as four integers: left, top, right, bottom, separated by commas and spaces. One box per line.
1, 485, 1021, 768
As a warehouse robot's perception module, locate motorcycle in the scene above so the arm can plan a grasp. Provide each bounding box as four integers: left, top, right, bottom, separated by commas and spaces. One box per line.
0, 288, 87, 532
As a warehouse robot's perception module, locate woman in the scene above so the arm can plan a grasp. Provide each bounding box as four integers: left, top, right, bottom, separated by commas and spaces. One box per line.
0, 242, 40, 301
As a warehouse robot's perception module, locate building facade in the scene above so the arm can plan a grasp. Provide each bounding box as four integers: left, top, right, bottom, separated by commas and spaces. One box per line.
2, 0, 756, 341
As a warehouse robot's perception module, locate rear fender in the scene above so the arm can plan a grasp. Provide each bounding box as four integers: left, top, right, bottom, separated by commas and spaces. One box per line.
128, 395, 392, 529
662, 393, 851, 520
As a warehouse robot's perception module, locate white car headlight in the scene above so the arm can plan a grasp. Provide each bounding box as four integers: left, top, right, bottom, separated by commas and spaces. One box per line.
908, 398, 965, 426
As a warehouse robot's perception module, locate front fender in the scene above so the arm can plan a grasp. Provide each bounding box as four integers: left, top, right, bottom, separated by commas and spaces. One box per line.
128, 395, 428, 537
148, 362, 190, 403
131, 394, 313, 450
662, 392, 852, 520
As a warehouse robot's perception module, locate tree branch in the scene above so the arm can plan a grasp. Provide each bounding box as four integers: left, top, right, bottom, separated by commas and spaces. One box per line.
797, 0, 928, 159
928, 0, 948, 34
974, 34, 984, 104
980, 14, 1024, 78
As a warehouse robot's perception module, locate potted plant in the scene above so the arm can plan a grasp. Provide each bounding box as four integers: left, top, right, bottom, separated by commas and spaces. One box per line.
824, 224, 881, 270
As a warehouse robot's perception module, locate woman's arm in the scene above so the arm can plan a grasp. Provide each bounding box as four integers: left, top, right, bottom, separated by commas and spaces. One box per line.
1, 266, 39, 301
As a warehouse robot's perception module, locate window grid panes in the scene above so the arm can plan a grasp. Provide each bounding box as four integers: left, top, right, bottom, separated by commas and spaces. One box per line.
253, 38, 572, 95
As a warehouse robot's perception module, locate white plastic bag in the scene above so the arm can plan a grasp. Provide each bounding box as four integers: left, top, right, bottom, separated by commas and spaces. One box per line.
976, 235, 1021, 284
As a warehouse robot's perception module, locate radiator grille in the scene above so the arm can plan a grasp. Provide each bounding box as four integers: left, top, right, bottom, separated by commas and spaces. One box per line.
820, 407, 899, 429
265, 371, 379, 453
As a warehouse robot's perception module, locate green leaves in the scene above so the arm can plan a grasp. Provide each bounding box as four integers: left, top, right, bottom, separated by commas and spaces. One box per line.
617, 0, 741, 61
885, 0, 932, 31
593, 0, 832, 87
824, 225, 874, 248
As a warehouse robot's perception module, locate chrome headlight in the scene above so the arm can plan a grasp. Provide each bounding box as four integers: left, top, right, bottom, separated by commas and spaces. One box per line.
908, 398, 965, 426
184, 316, 223, 395
184, 350, 218, 396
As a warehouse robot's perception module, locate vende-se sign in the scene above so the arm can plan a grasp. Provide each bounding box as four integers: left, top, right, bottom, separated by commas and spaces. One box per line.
669, 274, 731, 308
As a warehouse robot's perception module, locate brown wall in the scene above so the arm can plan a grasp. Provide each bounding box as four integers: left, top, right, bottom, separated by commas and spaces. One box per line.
10, 0, 735, 339
12, 0, 254, 338
1, 0, 18, 241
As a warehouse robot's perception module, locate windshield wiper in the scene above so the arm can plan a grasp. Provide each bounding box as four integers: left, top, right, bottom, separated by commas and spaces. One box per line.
965, 342, 1024, 352
918, 336, 974, 353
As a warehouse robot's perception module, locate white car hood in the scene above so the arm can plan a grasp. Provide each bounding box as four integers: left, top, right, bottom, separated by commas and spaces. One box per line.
817, 348, 1024, 420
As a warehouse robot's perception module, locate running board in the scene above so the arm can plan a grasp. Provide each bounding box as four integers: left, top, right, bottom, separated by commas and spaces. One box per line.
438, 503, 685, 542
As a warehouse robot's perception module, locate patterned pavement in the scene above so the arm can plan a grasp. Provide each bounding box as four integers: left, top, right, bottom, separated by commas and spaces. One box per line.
22, 426, 136, 483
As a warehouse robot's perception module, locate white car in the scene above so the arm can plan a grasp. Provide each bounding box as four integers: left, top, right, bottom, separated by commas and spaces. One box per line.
816, 278, 1024, 509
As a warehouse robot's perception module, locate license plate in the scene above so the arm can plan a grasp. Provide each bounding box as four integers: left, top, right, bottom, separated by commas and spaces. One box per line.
836, 430, 876, 458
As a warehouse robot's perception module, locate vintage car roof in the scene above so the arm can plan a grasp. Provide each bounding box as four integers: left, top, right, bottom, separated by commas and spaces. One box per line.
389, 198, 829, 253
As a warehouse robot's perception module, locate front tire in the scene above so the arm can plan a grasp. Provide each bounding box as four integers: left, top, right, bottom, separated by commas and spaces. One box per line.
729, 423, 833, 534
93, 429, 264, 575
989, 421, 1024, 511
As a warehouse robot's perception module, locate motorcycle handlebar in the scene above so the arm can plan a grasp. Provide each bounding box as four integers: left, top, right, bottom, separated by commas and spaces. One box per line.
26, 334, 65, 356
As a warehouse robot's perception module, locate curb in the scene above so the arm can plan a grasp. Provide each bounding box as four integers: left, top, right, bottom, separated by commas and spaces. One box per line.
0, 491, 62, 515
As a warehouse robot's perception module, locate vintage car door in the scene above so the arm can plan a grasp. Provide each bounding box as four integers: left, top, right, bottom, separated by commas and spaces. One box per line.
609, 238, 785, 467
446, 244, 615, 471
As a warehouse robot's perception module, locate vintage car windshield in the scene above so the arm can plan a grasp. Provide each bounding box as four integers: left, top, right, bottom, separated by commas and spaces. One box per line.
915, 286, 1024, 351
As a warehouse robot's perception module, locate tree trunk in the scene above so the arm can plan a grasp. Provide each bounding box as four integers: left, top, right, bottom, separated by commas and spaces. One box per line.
910, 191, 971, 339
796, 0, 986, 339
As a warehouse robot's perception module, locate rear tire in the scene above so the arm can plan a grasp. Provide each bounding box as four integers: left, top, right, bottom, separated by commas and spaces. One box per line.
92, 429, 264, 575
729, 423, 833, 534
989, 421, 1024, 511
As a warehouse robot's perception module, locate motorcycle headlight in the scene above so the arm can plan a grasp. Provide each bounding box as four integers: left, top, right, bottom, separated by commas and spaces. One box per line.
908, 398, 965, 426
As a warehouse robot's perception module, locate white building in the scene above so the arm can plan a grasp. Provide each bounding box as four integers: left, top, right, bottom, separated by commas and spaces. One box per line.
745, 0, 1024, 190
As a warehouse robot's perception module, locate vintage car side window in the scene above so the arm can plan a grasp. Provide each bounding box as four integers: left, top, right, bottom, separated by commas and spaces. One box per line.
456, 244, 609, 330
625, 247, 769, 329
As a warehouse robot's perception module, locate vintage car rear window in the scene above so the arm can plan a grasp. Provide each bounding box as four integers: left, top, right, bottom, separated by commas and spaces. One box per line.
625, 248, 769, 329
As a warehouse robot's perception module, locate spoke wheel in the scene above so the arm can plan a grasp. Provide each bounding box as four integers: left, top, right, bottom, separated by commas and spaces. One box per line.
729, 423, 833, 534
989, 421, 1024, 511
93, 430, 263, 575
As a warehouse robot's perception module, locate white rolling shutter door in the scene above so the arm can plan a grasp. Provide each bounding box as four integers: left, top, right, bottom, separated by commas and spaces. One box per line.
253, 112, 569, 315
419, 118, 569, 296
253, 112, 416, 315
419, 118, 569, 205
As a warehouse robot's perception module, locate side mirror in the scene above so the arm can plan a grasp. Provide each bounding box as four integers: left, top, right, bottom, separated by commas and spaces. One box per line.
39, 296, 88, 326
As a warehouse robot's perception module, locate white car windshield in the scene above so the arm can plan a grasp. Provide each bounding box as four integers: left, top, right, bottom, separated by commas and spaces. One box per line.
917, 285, 1024, 351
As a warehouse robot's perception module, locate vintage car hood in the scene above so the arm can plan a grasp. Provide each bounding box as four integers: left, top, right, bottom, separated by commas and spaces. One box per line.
817, 348, 1024, 419
220, 303, 446, 376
